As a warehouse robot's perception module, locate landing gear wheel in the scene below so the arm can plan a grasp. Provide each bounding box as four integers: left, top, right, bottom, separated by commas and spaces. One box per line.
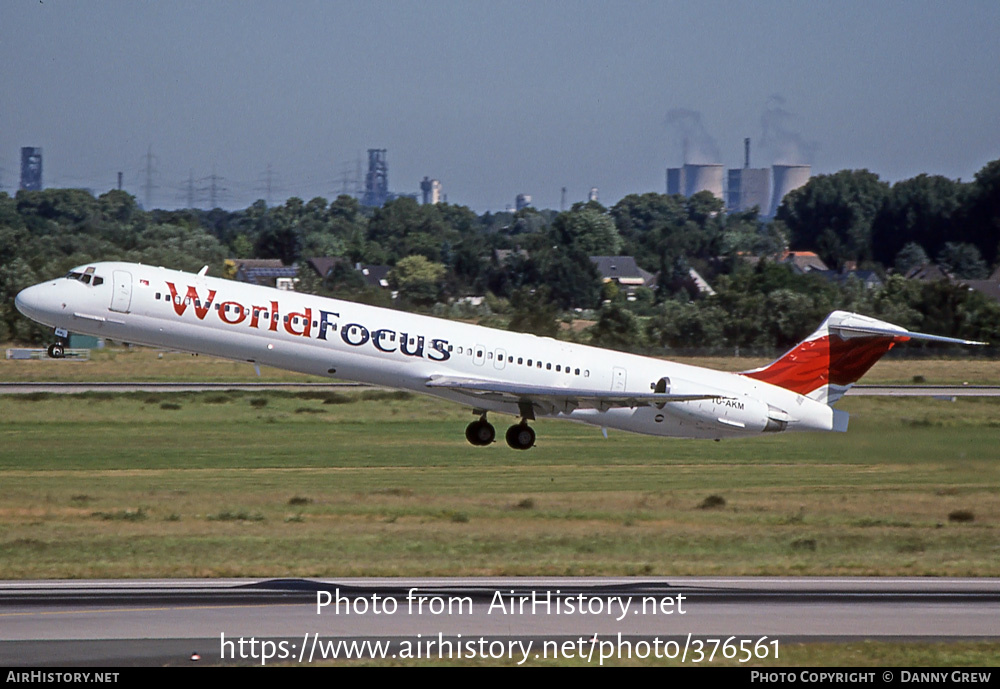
465, 420, 496, 446
47, 343, 65, 359
505, 423, 535, 450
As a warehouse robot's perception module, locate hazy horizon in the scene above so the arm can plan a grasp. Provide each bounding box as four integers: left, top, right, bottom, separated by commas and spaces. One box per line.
2, 0, 998, 212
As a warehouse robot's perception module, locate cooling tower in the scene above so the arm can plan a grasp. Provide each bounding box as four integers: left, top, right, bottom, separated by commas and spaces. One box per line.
769, 164, 811, 216
682, 163, 724, 200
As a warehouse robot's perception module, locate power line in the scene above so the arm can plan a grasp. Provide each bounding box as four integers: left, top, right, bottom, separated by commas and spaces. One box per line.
174, 170, 197, 209
254, 163, 283, 206
197, 166, 228, 209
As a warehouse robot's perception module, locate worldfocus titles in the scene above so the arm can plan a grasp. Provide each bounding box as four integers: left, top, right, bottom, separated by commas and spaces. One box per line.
165, 282, 451, 362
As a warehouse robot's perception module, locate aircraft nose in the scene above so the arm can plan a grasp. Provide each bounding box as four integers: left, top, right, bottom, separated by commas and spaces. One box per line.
14, 284, 48, 323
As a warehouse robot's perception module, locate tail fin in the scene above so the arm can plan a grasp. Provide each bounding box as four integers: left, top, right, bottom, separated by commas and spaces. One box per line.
741, 311, 986, 404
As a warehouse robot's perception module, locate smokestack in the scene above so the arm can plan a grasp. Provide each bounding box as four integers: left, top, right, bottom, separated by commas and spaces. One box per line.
744, 138, 750, 169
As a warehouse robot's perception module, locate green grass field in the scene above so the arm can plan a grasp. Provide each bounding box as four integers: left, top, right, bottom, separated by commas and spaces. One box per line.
1, 385, 997, 579
1, 350, 997, 665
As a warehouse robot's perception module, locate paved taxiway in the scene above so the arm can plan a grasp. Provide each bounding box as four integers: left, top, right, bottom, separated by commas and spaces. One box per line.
1, 577, 997, 665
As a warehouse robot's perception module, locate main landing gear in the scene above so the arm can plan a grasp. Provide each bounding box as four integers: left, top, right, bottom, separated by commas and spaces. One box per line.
505, 421, 535, 451
465, 414, 536, 450
465, 416, 496, 446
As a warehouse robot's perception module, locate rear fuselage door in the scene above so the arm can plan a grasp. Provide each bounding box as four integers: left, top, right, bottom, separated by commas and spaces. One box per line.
494, 347, 507, 370
612, 366, 627, 391
110, 270, 133, 313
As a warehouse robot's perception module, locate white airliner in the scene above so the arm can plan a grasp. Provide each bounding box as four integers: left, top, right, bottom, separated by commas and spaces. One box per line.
14, 261, 986, 449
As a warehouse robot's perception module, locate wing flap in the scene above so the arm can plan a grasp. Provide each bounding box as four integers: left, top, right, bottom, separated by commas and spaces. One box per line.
426, 375, 720, 413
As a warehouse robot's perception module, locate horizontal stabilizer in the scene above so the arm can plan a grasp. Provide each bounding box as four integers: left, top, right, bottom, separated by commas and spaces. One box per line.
832, 322, 987, 347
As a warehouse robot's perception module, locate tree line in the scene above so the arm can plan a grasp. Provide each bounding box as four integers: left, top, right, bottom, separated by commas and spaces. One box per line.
1, 158, 998, 354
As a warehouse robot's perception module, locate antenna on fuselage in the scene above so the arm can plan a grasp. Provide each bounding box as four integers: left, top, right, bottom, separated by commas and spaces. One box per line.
197, 266, 209, 276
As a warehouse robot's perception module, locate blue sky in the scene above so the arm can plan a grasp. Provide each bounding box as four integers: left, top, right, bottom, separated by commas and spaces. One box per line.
2, 0, 998, 211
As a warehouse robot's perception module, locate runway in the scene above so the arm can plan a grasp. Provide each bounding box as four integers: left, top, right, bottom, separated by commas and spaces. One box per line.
1, 577, 997, 665
0, 381, 366, 394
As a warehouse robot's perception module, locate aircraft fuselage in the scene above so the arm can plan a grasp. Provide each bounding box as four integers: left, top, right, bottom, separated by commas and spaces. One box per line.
15, 261, 848, 444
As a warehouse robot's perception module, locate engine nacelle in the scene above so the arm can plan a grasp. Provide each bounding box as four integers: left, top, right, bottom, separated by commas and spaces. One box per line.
656, 376, 787, 434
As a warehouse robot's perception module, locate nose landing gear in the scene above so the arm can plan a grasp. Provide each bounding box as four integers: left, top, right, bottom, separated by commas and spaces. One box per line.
46, 329, 69, 359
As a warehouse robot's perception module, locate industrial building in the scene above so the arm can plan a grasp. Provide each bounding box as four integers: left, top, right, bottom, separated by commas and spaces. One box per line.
362, 149, 388, 207
420, 177, 442, 205
727, 168, 770, 212
727, 139, 770, 213
20, 147, 42, 191
668, 139, 811, 216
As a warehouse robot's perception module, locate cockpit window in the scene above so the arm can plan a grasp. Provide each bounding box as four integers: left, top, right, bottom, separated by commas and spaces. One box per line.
65, 271, 105, 286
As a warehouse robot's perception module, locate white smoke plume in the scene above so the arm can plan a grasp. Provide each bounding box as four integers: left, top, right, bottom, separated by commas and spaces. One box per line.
665, 108, 721, 165
760, 95, 818, 165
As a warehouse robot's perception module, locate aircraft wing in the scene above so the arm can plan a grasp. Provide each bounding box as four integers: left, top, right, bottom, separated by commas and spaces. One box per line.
425, 375, 719, 416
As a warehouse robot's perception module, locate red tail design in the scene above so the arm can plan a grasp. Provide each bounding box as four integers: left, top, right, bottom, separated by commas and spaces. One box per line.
741, 310, 985, 403
742, 333, 896, 398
